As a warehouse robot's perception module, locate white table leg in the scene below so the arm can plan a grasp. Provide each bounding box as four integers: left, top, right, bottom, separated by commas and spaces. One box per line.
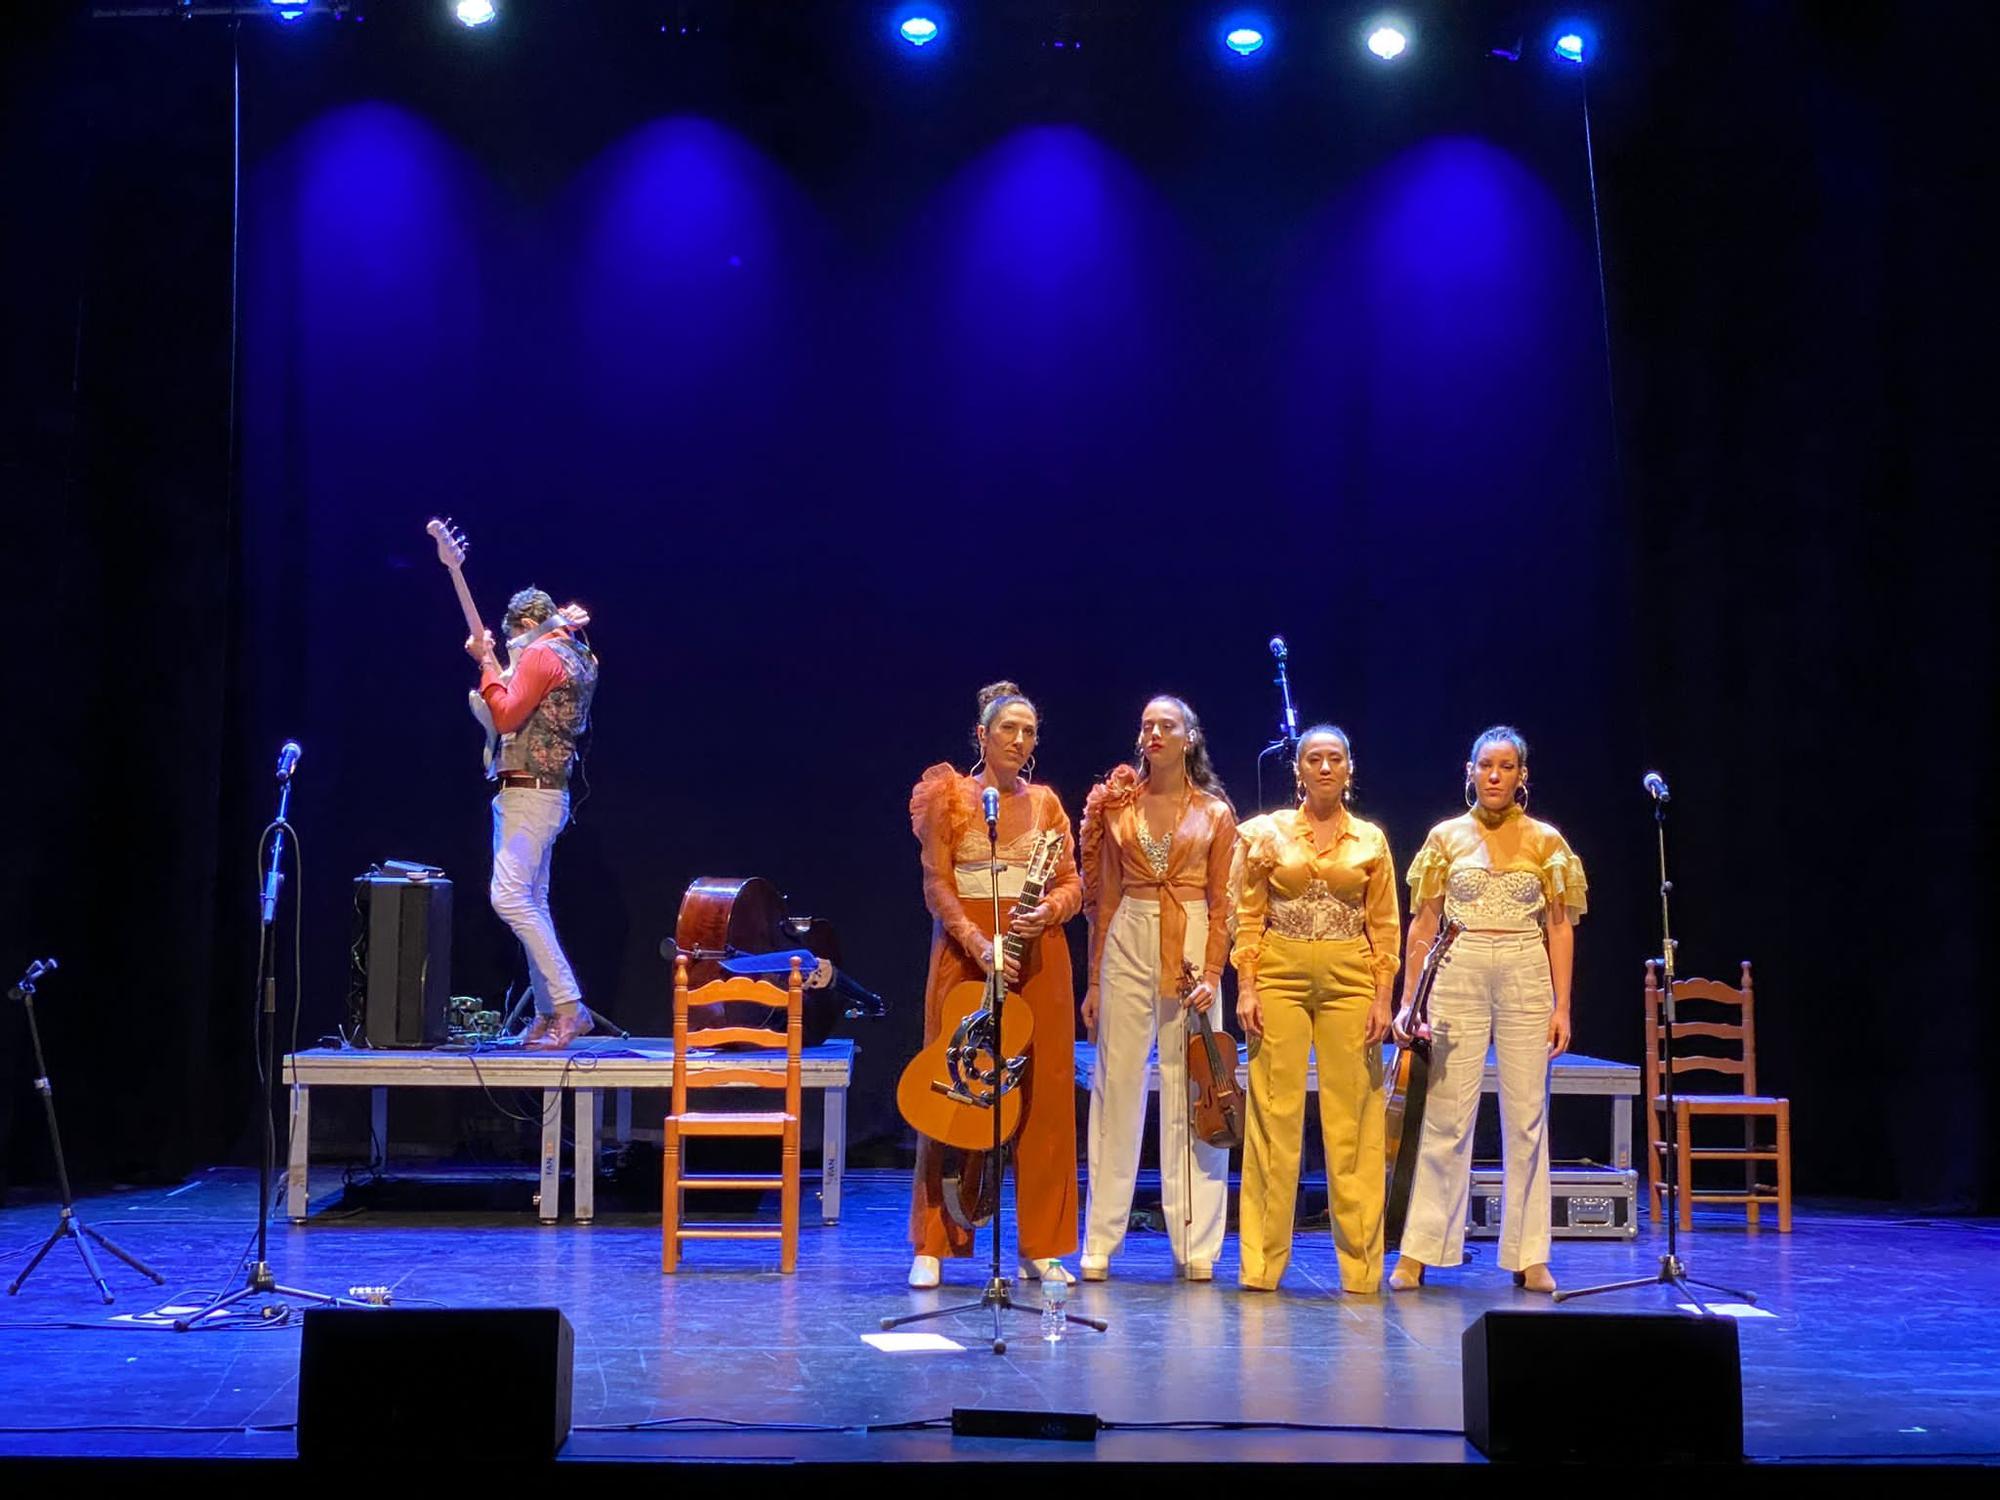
821, 1087, 846, 1225
371, 1087, 389, 1172
539, 1090, 561, 1223
287, 1084, 310, 1221
575, 1089, 598, 1223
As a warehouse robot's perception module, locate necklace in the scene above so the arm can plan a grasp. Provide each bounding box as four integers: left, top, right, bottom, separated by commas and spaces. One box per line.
1135, 783, 1193, 875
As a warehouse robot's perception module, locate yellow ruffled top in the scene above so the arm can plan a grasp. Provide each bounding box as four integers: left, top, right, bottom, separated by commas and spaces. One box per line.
1406, 805, 1588, 929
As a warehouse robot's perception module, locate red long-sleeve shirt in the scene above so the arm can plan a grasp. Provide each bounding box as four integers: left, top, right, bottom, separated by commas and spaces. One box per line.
478, 631, 572, 735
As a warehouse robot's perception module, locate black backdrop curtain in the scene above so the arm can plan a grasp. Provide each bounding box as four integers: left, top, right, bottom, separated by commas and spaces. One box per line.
3, 2, 1991, 1209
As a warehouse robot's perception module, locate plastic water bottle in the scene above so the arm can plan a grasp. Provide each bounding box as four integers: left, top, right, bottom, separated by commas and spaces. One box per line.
1040, 1277, 1068, 1343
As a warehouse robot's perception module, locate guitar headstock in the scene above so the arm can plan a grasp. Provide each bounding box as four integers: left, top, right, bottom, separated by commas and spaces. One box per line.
426, 517, 468, 570
1432, 918, 1466, 962
1024, 830, 1065, 890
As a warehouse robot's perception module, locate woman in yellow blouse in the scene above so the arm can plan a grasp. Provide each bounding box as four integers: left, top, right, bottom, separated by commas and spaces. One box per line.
1231, 725, 1401, 1294
1389, 725, 1587, 1296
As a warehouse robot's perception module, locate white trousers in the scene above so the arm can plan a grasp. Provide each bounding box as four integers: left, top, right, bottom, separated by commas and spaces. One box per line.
490, 787, 581, 1017
1084, 897, 1229, 1267
1397, 931, 1553, 1273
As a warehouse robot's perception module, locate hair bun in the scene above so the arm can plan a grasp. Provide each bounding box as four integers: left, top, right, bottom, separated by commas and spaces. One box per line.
977, 680, 1025, 716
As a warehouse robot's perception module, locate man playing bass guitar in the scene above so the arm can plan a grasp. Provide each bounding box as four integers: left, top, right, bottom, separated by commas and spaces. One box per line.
464, 587, 601, 1050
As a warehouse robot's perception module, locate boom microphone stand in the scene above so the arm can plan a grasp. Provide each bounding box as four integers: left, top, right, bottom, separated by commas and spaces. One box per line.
178, 742, 363, 1330
6, 959, 164, 1302
1254, 635, 1302, 812
1554, 772, 1755, 1313
881, 789, 1106, 1353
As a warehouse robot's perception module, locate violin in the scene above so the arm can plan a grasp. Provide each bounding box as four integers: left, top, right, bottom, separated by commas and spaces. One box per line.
1182, 961, 1245, 1150
1383, 918, 1464, 1247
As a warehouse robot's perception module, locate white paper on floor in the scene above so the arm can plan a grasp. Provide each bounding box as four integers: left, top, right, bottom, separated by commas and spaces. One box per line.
862, 1331, 966, 1352
1675, 1302, 1774, 1318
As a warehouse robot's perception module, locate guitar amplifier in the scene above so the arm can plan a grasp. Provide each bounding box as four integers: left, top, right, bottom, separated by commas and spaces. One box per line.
349, 872, 452, 1047
1468, 1164, 1638, 1239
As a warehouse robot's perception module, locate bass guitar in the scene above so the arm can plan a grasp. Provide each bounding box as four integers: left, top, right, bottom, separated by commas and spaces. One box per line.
426, 517, 577, 776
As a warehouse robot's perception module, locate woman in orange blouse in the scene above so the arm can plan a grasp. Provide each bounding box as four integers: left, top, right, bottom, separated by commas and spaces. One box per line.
1077, 696, 1237, 1282
906, 682, 1084, 1290
1231, 726, 1401, 1294
1389, 725, 1586, 1295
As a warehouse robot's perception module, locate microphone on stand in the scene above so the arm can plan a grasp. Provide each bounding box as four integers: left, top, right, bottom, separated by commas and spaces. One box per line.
1268, 636, 1287, 661
275, 741, 302, 782
1643, 771, 1671, 803
981, 785, 1000, 839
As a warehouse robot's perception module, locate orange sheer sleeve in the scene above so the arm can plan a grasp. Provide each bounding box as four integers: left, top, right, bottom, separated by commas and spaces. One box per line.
910, 764, 983, 959
1079, 770, 1134, 994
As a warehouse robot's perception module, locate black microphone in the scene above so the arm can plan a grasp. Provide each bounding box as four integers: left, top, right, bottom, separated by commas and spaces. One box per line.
981, 785, 1000, 838
275, 741, 302, 782
1269, 635, 1287, 660
1643, 771, 1671, 803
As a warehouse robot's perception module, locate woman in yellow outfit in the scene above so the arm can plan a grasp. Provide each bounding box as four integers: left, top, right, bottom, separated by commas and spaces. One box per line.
1231, 726, 1401, 1294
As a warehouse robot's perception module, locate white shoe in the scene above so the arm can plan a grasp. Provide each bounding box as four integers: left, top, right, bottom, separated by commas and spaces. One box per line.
1184, 1260, 1214, 1282
908, 1255, 941, 1289
1016, 1258, 1074, 1285
1079, 1256, 1110, 1282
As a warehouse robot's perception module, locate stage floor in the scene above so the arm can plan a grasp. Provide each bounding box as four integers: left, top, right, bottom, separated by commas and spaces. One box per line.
1, 1168, 1996, 1468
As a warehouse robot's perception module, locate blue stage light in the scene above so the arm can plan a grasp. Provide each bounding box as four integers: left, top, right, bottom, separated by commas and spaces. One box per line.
1367, 26, 1408, 61
269, 0, 307, 21
455, 0, 497, 28
1555, 33, 1585, 62
1225, 27, 1266, 57
899, 15, 940, 47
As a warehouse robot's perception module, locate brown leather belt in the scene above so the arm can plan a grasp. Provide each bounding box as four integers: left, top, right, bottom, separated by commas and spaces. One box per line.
497, 773, 567, 790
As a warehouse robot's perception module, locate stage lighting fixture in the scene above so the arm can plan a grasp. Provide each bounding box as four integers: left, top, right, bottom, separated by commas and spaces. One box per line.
269, 0, 307, 20
1225, 28, 1266, 57
1366, 25, 1408, 61
1555, 33, 1585, 62
455, 0, 497, 28
899, 15, 940, 47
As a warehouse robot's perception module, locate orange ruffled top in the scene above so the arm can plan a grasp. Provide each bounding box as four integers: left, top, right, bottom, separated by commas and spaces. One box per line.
909, 763, 1081, 960
1079, 765, 1237, 998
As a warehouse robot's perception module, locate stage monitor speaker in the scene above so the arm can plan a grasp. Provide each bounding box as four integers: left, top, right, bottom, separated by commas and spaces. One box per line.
298, 1307, 573, 1463
1462, 1310, 1741, 1463
352, 873, 451, 1047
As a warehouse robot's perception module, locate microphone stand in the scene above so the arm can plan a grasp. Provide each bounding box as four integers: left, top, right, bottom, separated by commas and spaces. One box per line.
881, 796, 1105, 1353
1554, 784, 1754, 1313
1255, 637, 1302, 812
178, 751, 364, 1330
6, 960, 163, 1301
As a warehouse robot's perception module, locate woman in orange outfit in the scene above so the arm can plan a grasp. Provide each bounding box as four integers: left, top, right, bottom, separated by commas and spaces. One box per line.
906, 681, 1083, 1289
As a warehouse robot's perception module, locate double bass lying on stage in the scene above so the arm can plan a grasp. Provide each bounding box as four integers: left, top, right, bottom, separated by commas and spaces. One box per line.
665, 876, 885, 1047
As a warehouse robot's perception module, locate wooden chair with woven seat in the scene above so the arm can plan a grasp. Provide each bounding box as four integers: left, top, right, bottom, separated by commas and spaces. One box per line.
1643, 958, 1792, 1232
662, 954, 803, 1273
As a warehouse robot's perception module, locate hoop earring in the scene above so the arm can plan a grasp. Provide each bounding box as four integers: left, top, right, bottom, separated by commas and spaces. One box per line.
1021, 753, 1037, 782
1463, 778, 1477, 809
1516, 781, 1530, 810
1295, 781, 1308, 803
1343, 782, 1355, 806
970, 756, 987, 780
